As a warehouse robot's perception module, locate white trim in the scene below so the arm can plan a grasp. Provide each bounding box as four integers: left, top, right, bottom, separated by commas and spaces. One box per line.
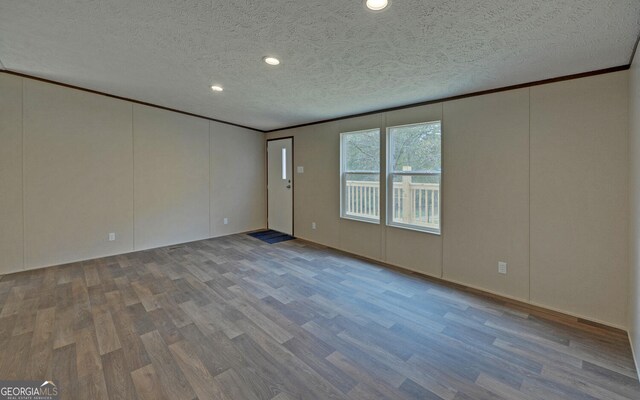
386, 222, 440, 235
390, 170, 441, 176
340, 215, 380, 224
385, 121, 442, 234
343, 170, 381, 174
388, 120, 442, 131
340, 128, 381, 223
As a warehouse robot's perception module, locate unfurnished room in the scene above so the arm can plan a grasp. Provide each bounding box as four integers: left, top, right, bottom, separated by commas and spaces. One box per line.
1, 1, 640, 399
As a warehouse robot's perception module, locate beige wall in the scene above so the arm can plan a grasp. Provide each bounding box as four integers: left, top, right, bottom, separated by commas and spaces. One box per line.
338, 115, 386, 260
0, 70, 631, 330
531, 73, 629, 327
0, 74, 23, 274
134, 105, 210, 250
443, 89, 530, 301
629, 55, 640, 372
267, 71, 629, 328
0, 73, 265, 273
276, 124, 342, 248
385, 104, 444, 277
23, 79, 135, 269
210, 121, 266, 237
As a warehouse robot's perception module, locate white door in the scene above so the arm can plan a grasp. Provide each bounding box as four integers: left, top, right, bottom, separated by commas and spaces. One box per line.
267, 138, 293, 235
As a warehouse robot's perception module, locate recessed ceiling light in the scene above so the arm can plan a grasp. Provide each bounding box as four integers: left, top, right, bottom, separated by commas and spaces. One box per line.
365, 0, 389, 11
263, 56, 280, 66
210, 85, 223, 92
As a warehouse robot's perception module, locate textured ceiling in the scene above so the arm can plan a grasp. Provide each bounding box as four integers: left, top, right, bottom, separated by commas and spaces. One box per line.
1, 1, 639, 131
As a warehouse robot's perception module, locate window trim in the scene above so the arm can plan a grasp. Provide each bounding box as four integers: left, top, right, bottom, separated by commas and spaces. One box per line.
340, 129, 381, 224
386, 121, 442, 235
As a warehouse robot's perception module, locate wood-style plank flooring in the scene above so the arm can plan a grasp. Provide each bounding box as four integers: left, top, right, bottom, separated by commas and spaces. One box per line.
0, 234, 638, 399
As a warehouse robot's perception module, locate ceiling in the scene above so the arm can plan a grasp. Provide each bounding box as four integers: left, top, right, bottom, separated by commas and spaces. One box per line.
1, 1, 639, 131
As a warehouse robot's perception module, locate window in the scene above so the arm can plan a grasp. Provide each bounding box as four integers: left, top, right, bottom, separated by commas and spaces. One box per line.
282, 148, 287, 180
387, 121, 441, 233
340, 129, 381, 222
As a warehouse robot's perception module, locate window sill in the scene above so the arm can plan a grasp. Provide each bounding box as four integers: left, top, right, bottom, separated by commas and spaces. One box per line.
386, 222, 441, 236
340, 215, 381, 225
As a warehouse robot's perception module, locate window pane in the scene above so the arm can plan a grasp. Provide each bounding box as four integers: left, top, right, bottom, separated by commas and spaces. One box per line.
282, 148, 287, 180
389, 122, 441, 173
344, 173, 380, 220
390, 174, 440, 231
343, 129, 380, 172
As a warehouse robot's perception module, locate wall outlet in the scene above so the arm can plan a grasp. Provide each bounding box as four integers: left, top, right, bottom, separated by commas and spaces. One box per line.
223, 218, 229, 225
498, 261, 507, 274
312, 222, 317, 230
297, 166, 304, 173
108, 232, 116, 241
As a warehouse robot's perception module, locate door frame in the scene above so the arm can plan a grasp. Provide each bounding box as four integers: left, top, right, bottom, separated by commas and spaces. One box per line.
266, 136, 295, 236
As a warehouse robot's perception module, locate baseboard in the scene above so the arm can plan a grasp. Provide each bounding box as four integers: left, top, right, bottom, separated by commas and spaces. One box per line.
4, 231, 630, 338
293, 236, 629, 335
630, 333, 640, 380
441, 277, 530, 306
3, 227, 265, 277
527, 300, 627, 331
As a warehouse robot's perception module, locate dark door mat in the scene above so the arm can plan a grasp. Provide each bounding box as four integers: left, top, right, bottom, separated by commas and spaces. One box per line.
248, 230, 295, 244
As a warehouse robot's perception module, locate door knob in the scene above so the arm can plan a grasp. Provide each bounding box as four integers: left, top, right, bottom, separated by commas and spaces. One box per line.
286, 185, 291, 189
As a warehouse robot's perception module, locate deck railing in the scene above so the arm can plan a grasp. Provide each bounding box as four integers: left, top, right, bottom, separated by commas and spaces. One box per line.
345, 180, 440, 229
345, 180, 381, 219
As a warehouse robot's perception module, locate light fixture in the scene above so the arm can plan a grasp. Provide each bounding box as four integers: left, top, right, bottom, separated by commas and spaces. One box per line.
263, 56, 280, 66
365, 0, 389, 11
210, 85, 223, 92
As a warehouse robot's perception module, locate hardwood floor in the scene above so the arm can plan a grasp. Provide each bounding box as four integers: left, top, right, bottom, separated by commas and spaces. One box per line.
0, 233, 638, 400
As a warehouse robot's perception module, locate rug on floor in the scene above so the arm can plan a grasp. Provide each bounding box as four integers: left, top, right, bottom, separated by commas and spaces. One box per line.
248, 229, 295, 244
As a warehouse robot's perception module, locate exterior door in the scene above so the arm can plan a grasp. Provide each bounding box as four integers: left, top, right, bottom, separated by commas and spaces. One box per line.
267, 138, 293, 235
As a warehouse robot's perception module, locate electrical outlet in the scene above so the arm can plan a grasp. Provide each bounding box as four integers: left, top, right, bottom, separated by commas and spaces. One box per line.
312, 222, 317, 230
223, 218, 229, 225
108, 233, 116, 241
498, 261, 507, 274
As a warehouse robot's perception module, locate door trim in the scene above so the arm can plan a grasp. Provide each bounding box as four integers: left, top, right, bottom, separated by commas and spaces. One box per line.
266, 137, 295, 237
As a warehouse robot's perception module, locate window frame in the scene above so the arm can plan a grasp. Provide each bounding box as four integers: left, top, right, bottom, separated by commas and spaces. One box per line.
340, 128, 381, 224
386, 121, 442, 235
